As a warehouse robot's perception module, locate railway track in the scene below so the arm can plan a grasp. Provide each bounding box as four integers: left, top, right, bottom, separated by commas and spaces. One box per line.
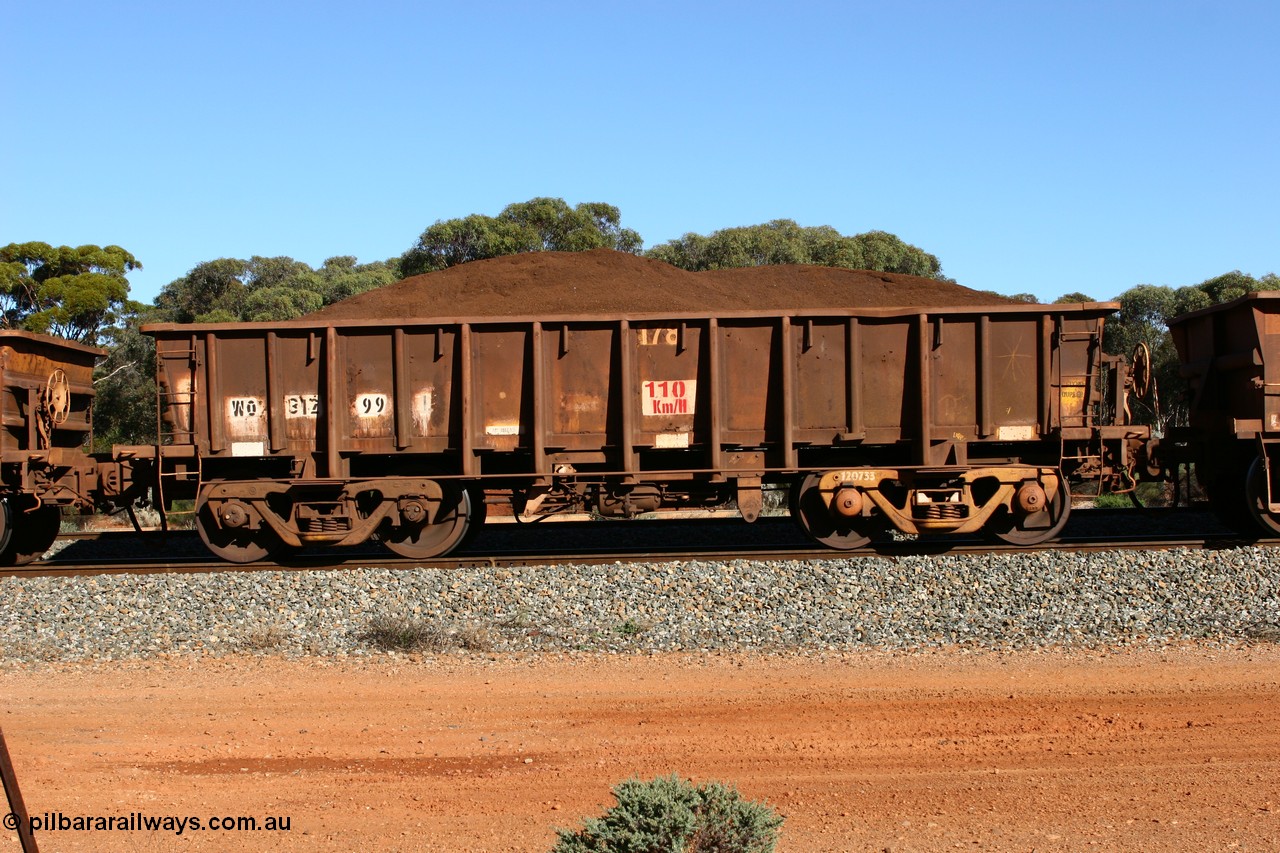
6, 510, 1275, 579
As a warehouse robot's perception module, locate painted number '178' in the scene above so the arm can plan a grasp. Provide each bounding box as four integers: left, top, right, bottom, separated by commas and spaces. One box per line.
637, 328, 679, 346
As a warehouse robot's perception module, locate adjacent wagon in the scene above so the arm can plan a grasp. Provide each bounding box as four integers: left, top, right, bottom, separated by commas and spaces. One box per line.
0, 331, 101, 564
1168, 290, 1280, 534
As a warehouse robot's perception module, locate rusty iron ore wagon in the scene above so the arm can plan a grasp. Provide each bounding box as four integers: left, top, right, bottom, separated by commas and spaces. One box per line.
0, 331, 101, 564
1169, 290, 1280, 535
132, 302, 1150, 563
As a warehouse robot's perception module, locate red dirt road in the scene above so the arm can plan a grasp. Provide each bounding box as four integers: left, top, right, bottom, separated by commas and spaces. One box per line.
2, 646, 1278, 852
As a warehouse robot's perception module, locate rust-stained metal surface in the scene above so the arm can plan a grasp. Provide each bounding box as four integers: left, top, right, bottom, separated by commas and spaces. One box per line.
1170, 291, 1280, 441
0, 331, 102, 565
1169, 291, 1280, 534
0, 331, 101, 502
142, 301, 1146, 560
146, 303, 1124, 478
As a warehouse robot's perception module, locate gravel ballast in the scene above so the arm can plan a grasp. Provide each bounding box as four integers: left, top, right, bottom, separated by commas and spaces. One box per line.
2, 547, 1277, 661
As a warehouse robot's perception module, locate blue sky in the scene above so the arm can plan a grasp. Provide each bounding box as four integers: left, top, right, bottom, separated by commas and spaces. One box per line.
3, 1, 1276, 305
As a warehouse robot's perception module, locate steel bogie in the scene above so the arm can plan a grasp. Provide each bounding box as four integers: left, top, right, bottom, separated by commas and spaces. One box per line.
381, 483, 482, 559
791, 473, 881, 550
192, 476, 486, 559
793, 465, 1068, 546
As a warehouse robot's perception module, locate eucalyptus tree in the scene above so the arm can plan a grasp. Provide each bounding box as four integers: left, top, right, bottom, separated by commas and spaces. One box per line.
0, 242, 139, 345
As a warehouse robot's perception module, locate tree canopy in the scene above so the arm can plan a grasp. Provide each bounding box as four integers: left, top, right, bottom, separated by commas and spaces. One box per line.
399, 198, 643, 277
154, 255, 398, 323
645, 220, 945, 279
0, 242, 140, 344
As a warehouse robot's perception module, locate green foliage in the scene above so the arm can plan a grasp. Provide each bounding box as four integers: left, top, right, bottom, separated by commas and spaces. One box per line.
153, 257, 250, 323
1105, 284, 1177, 355
318, 255, 400, 303
154, 255, 397, 323
1053, 292, 1096, 304
242, 286, 325, 322
552, 775, 783, 853
645, 220, 943, 279
401, 198, 643, 277
0, 242, 139, 344
92, 305, 159, 448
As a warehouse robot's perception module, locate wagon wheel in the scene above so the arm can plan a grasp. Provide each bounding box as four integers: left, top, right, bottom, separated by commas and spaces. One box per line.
195, 496, 282, 564
45, 368, 71, 425
382, 485, 483, 560
0, 501, 62, 566
1129, 342, 1152, 400
0, 499, 13, 560
1245, 457, 1280, 537
790, 473, 876, 550
987, 481, 1071, 546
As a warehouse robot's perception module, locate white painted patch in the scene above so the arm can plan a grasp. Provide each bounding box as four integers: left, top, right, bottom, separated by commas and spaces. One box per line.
284, 394, 320, 418
413, 388, 434, 435
226, 396, 263, 419
486, 423, 520, 436
225, 396, 266, 439
169, 374, 194, 433
564, 393, 601, 413
642, 379, 696, 417
655, 432, 690, 449
231, 441, 265, 457
352, 392, 389, 418
996, 425, 1038, 441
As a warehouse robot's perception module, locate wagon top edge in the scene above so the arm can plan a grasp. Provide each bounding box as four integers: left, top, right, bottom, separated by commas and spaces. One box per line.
0, 329, 107, 357
1167, 289, 1280, 327
140, 301, 1121, 336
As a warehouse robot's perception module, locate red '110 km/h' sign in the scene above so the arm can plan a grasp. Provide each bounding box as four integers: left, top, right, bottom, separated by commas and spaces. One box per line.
644, 380, 696, 415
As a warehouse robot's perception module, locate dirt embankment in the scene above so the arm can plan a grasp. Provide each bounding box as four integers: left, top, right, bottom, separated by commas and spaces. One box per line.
2, 646, 1278, 852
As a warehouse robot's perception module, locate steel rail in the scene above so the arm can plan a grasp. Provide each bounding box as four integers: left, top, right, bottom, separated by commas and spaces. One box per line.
5, 522, 1275, 579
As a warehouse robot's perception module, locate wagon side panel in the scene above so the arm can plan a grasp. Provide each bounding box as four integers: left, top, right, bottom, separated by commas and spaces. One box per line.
1, 332, 99, 458
1170, 292, 1280, 439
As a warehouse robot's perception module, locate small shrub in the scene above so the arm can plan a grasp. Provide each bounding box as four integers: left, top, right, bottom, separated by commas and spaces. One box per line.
552, 775, 783, 853
240, 624, 288, 652
616, 618, 650, 638
1241, 622, 1280, 643
1092, 492, 1136, 509
453, 624, 496, 652
361, 614, 449, 652
360, 615, 494, 653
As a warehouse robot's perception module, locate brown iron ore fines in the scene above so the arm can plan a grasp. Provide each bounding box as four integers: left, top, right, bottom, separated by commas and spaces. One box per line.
307, 249, 1011, 321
